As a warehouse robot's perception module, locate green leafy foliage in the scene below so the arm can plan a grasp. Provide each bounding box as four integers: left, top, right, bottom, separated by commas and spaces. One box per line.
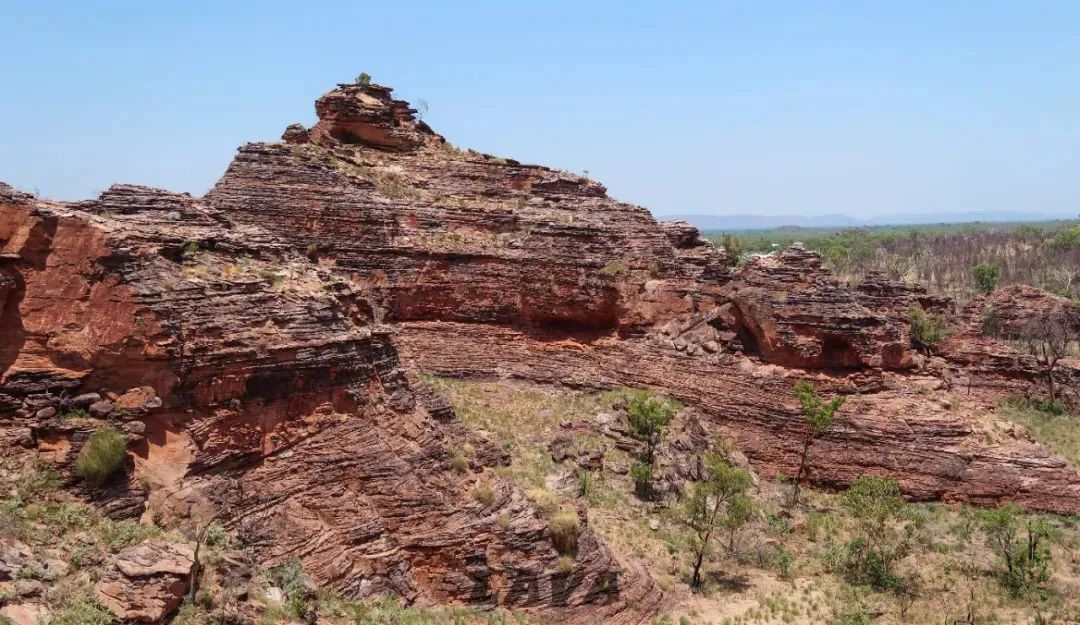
979, 504, 1055, 598
794, 381, 845, 435
626, 391, 677, 499
907, 306, 954, 354
720, 233, 744, 265
680, 452, 752, 589
1047, 223, 1080, 250
833, 476, 913, 590
270, 557, 313, 618
971, 262, 1000, 293
354, 72, 372, 87
75, 427, 127, 487
791, 381, 844, 504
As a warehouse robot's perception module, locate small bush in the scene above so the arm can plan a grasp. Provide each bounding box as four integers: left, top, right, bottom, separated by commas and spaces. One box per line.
271, 558, 312, 618
15, 460, 62, 498
355, 72, 372, 87
497, 514, 512, 531
528, 489, 560, 518
99, 518, 164, 552
577, 470, 595, 498
472, 483, 495, 507
599, 259, 630, 277
555, 555, 575, 575
972, 262, 1000, 293
449, 452, 469, 474
75, 427, 128, 486
59, 408, 89, 420
908, 306, 954, 353
1035, 399, 1067, 416
549, 509, 580, 554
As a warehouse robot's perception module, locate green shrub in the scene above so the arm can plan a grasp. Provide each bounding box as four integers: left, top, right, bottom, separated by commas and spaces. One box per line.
59, 408, 89, 420
577, 470, 595, 499
271, 558, 312, 618
549, 509, 580, 554
555, 555, 575, 575
979, 504, 1055, 598
1035, 399, 1068, 416
449, 452, 469, 474
972, 262, 1000, 293
1047, 223, 1080, 250
630, 462, 653, 499
835, 476, 912, 590
75, 427, 128, 486
720, 233, 744, 265
908, 306, 954, 354
528, 489, 559, 518
99, 518, 164, 552
354, 72, 372, 87
472, 483, 495, 507
44, 581, 115, 625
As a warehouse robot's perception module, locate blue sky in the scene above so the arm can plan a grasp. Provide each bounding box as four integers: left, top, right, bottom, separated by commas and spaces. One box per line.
2, 1, 1079, 219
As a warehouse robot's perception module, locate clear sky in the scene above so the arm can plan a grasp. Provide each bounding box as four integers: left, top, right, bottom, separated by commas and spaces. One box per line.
2, 1, 1079, 219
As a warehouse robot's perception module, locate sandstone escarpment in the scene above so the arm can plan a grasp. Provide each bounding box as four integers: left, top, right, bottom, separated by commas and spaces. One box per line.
0, 182, 659, 623
1, 80, 1079, 623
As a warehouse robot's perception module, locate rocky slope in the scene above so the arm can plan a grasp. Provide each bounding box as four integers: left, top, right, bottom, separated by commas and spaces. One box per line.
1, 81, 1078, 623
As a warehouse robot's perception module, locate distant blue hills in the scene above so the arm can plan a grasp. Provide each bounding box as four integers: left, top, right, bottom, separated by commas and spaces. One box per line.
660, 211, 1077, 232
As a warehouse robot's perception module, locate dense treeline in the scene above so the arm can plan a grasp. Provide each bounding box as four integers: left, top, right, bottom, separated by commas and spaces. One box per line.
708, 221, 1080, 303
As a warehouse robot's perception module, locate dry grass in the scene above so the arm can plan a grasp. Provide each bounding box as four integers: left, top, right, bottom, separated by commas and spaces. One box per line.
999, 396, 1080, 467
431, 376, 1080, 625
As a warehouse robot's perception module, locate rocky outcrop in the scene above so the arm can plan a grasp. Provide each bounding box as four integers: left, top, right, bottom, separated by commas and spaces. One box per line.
95, 540, 195, 622
2, 80, 1078, 623
0, 179, 658, 622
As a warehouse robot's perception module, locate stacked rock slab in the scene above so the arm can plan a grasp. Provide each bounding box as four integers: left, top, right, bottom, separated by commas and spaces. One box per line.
0, 181, 659, 623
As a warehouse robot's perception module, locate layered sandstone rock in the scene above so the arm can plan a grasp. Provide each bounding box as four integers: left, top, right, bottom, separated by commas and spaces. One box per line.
1, 81, 1078, 624
0, 180, 658, 623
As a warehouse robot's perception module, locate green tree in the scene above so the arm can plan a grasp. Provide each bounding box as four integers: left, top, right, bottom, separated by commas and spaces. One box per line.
979, 504, 1055, 598
791, 381, 845, 505
836, 476, 913, 590
720, 233, 744, 266
680, 452, 752, 589
1047, 223, 1080, 250
354, 72, 372, 87
972, 262, 1000, 293
626, 390, 676, 499
722, 493, 755, 553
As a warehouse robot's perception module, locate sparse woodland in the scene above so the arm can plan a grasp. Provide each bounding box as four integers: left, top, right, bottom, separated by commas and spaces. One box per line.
709, 222, 1080, 303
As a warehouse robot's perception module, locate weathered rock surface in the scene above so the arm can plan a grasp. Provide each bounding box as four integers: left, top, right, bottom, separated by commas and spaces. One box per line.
95, 540, 195, 623
1, 81, 1078, 624
0, 148, 658, 622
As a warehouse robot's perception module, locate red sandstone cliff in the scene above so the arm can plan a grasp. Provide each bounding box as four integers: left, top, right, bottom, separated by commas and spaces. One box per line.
1, 81, 1078, 623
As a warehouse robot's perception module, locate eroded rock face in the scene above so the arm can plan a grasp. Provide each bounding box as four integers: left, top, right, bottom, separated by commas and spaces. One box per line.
0, 181, 658, 623
1, 81, 1078, 624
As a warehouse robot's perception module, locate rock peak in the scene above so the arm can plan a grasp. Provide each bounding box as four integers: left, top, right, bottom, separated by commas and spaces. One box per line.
307, 82, 437, 152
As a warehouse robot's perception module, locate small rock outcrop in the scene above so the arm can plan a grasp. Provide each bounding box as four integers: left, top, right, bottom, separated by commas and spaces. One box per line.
95, 540, 195, 623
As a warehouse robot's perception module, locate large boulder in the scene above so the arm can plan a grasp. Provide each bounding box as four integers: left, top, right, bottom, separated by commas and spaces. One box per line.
95, 540, 195, 623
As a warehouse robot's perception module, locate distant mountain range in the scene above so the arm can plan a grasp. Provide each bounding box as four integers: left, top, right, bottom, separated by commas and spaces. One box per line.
659, 211, 1077, 232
